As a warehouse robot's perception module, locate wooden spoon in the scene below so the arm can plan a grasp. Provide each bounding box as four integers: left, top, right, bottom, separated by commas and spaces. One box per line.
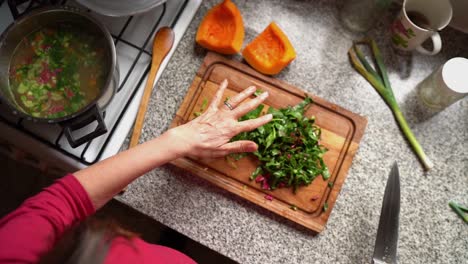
129, 27, 175, 148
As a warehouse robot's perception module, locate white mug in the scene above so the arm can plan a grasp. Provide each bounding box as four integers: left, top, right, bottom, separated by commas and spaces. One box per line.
390, 0, 452, 55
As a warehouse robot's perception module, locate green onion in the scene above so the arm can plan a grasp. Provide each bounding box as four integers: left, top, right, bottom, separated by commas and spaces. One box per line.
449, 201, 468, 224
348, 39, 433, 171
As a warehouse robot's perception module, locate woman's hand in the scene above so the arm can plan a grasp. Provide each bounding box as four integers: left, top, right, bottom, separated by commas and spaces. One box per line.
74, 79, 271, 209
168, 79, 272, 159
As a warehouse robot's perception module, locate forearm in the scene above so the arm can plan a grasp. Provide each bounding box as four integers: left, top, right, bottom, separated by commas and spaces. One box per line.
74, 130, 184, 209
74, 80, 270, 210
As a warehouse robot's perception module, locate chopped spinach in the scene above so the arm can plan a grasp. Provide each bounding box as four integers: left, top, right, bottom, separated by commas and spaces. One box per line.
231, 96, 329, 193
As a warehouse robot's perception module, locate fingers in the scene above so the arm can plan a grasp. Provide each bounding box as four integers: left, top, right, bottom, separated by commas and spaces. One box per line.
232, 91, 269, 118
222, 86, 256, 111
218, 140, 258, 155
236, 113, 273, 133
192, 141, 257, 158
209, 79, 228, 110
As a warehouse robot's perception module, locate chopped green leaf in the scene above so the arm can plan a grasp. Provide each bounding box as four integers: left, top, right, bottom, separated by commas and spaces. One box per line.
249, 166, 263, 181
225, 155, 238, 169
231, 97, 328, 193
254, 90, 264, 97
194, 98, 208, 117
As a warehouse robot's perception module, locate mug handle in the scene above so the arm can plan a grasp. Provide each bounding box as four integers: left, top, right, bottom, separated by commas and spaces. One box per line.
416, 32, 442, 56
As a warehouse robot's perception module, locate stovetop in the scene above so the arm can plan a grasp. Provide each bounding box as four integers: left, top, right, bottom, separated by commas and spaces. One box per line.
0, 0, 201, 169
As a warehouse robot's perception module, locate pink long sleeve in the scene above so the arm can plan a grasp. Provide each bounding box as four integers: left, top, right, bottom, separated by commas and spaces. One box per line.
0, 174, 95, 263
0, 174, 195, 264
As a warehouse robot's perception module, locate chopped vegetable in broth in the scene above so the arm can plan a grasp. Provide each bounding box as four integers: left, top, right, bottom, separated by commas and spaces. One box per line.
8, 24, 109, 118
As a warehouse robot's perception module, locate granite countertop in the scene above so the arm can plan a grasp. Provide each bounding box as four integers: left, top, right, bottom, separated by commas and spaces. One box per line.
116, 1, 468, 263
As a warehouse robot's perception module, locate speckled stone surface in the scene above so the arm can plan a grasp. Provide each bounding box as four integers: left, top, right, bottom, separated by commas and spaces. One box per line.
116, 1, 468, 263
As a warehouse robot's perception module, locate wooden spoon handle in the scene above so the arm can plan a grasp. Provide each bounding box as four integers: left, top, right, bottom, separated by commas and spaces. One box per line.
129, 27, 175, 148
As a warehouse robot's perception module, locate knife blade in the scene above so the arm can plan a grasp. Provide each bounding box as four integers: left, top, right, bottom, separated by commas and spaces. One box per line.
372, 162, 400, 264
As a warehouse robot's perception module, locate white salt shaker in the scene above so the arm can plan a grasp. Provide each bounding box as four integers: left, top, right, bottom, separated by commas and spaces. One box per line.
418, 57, 468, 110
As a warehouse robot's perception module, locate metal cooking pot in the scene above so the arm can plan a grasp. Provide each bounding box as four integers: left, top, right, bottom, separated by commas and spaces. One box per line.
75, 0, 167, 17
0, 6, 119, 148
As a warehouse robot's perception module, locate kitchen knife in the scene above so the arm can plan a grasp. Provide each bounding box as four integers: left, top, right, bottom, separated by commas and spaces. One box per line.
372, 162, 400, 264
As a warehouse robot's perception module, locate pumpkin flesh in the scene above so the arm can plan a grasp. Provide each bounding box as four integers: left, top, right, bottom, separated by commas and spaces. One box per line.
243, 22, 296, 75
196, 0, 244, 55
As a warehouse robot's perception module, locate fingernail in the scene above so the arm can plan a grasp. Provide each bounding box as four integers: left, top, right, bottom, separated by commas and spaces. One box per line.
266, 114, 273, 119
246, 143, 258, 152
247, 86, 256, 92
222, 79, 228, 86
260, 91, 269, 99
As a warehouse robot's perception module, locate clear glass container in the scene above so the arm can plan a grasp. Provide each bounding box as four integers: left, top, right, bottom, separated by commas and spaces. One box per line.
418, 57, 468, 110
340, 0, 392, 32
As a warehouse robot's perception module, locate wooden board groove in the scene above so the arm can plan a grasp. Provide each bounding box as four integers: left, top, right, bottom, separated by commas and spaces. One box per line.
169, 52, 367, 232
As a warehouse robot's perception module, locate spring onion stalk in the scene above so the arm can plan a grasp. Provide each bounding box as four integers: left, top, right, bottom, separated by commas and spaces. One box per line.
348, 39, 433, 171
448, 201, 468, 224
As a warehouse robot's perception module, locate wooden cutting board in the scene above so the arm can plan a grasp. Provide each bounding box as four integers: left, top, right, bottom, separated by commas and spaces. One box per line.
169, 52, 367, 232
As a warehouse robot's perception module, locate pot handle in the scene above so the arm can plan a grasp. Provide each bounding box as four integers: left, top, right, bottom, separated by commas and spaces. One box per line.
61, 105, 107, 148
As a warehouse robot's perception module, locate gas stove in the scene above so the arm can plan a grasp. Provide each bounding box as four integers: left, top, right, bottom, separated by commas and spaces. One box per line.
0, 0, 201, 172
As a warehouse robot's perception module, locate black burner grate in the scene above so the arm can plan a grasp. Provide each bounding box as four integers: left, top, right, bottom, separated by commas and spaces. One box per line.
0, 0, 189, 165
8, 0, 66, 18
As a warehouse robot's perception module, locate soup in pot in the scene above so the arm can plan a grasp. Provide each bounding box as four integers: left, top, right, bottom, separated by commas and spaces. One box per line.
8, 23, 109, 119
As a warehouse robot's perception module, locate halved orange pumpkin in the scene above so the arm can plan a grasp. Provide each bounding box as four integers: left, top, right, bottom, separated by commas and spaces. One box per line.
196, 0, 244, 55
242, 22, 296, 75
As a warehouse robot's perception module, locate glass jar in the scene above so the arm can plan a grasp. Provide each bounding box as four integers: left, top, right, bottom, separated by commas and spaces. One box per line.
418, 57, 468, 110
